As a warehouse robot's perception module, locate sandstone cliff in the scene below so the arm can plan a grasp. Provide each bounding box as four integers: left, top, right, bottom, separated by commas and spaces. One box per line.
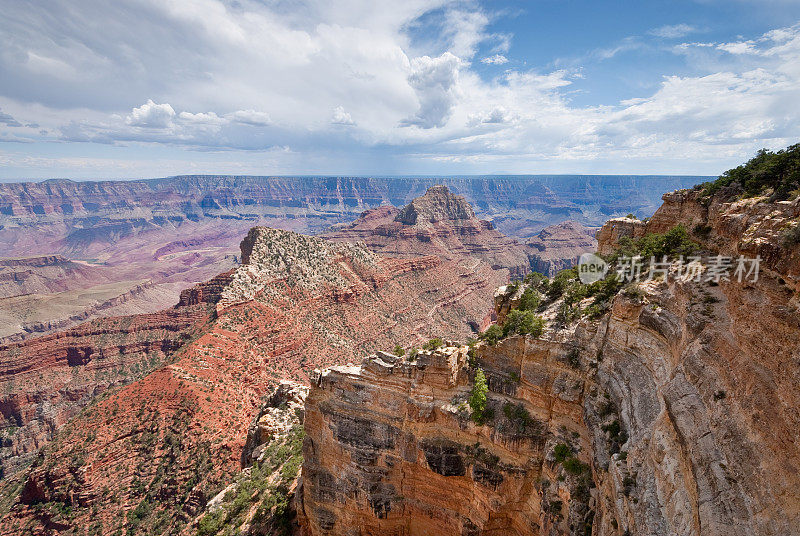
299, 188, 800, 536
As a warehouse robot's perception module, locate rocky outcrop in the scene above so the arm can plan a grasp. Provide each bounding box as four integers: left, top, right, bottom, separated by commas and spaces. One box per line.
300, 188, 800, 536
394, 185, 476, 225
299, 342, 591, 536
324, 185, 532, 277
595, 217, 646, 256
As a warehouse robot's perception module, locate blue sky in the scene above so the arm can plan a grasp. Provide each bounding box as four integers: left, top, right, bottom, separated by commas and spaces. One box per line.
1, 0, 799, 180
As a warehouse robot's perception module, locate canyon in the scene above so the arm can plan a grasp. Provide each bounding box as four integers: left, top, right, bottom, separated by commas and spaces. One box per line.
0, 187, 543, 534
298, 186, 800, 535
1, 169, 797, 535
0, 175, 671, 340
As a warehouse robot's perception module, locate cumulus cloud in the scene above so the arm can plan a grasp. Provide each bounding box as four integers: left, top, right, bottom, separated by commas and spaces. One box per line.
401, 52, 462, 129
481, 54, 508, 65
331, 106, 356, 125
126, 100, 175, 128
650, 23, 697, 39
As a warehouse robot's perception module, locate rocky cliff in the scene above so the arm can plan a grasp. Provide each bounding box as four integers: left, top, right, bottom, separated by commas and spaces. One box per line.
299, 187, 800, 535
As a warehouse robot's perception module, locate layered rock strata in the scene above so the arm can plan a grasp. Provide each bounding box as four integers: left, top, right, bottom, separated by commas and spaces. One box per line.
299, 188, 800, 536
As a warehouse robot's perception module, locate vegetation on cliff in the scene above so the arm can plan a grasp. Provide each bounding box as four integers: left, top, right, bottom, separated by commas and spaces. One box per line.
700, 143, 800, 201
468, 369, 490, 424
196, 425, 304, 536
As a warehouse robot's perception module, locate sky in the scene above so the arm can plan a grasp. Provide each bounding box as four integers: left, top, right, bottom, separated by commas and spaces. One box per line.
1, 0, 800, 180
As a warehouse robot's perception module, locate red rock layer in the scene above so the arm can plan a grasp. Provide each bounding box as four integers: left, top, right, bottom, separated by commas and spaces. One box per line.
0, 227, 506, 535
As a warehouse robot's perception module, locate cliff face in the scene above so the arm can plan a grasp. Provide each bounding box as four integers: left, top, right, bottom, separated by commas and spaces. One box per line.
299, 342, 590, 536
299, 189, 800, 536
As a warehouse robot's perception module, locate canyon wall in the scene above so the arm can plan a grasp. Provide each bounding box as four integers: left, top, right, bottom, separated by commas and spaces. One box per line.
299, 189, 800, 536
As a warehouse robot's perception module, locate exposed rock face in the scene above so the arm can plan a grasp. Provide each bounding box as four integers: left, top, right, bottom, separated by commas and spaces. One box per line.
527, 221, 598, 276
595, 217, 646, 256
300, 188, 800, 536
242, 380, 308, 467
299, 343, 590, 536
394, 185, 476, 225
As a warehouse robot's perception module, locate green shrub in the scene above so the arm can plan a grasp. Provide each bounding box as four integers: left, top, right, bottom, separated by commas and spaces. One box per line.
523, 271, 550, 291
502, 402, 536, 434
547, 267, 578, 300
518, 285, 542, 311
479, 324, 503, 346
554, 302, 580, 326
553, 443, 571, 463
393, 345, 405, 356
469, 369, 489, 424
781, 225, 800, 248
563, 457, 588, 475
502, 309, 545, 338
700, 143, 800, 201
422, 338, 444, 351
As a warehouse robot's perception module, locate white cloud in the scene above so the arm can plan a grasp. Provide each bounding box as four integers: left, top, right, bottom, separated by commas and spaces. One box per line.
228, 110, 271, 126
716, 41, 758, 55
650, 23, 697, 39
178, 111, 224, 125
331, 106, 356, 125
401, 52, 462, 129
126, 100, 175, 128
0, 2, 798, 175
481, 54, 508, 65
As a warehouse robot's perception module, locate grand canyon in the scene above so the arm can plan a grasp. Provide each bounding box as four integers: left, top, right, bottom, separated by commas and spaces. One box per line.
1, 144, 799, 535
2, 1, 800, 534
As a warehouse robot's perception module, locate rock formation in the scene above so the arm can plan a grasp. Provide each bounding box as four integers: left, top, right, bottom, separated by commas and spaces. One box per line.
324, 185, 534, 278
0, 224, 518, 535
299, 187, 800, 535
0, 176, 694, 340
0, 274, 229, 480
